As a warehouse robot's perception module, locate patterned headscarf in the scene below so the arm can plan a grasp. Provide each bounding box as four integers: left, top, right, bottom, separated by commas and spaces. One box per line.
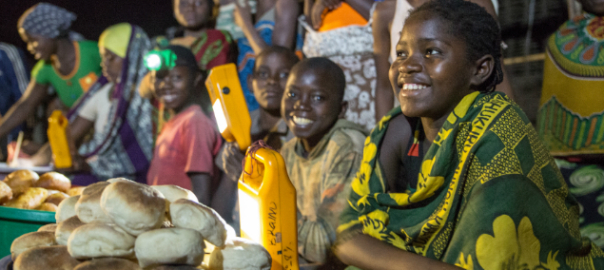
19, 3, 76, 38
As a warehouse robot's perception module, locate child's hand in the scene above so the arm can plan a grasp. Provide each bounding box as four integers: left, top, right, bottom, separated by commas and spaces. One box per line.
311, 0, 342, 30
218, 142, 246, 182
233, 0, 253, 29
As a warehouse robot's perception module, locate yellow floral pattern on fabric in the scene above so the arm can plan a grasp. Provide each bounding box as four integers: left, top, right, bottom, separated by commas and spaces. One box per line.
476, 215, 559, 270
455, 252, 474, 270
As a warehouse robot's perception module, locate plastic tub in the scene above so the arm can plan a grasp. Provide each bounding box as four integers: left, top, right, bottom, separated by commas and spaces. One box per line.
0, 206, 55, 258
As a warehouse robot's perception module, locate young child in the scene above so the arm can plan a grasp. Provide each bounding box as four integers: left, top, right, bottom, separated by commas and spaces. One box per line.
212, 46, 299, 223
280, 57, 368, 264
146, 45, 222, 205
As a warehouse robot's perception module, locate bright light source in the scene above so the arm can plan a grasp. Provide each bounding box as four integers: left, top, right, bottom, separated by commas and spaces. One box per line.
213, 100, 228, 133
145, 54, 162, 71
239, 190, 261, 243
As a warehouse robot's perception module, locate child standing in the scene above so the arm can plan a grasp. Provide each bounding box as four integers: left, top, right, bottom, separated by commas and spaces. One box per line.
146, 45, 222, 205
280, 57, 368, 264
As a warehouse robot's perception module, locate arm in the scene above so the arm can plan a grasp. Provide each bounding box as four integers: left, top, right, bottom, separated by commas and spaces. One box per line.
0, 81, 48, 138
373, 0, 396, 122
234, 2, 268, 55
335, 234, 463, 270
212, 141, 245, 221
211, 173, 238, 223
189, 173, 213, 206
69, 116, 94, 147
273, 0, 300, 49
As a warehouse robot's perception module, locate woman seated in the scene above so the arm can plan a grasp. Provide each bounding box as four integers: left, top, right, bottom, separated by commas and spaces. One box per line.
66, 23, 154, 184
335, 0, 604, 269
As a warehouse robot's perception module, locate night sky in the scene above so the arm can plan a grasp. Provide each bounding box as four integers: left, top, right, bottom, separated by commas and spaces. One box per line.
0, 0, 178, 64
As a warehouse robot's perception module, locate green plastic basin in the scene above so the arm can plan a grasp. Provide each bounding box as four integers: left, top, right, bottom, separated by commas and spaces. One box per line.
0, 206, 55, 258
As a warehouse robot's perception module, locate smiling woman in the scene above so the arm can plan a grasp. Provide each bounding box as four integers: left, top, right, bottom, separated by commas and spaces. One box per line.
334, 0, 604, 269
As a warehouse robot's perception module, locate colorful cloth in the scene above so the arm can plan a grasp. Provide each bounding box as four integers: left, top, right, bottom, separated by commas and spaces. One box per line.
20, 3, 76, 39
147, 105, 222, 190
68, 24, 154, 183
281, 119, 368, 263
32, 40, 101, 108
300, 5, 377, 131
538, 13, 604, 156
339, 91, 604, 269
0, 43, 29, 140
557, 159, 604, 249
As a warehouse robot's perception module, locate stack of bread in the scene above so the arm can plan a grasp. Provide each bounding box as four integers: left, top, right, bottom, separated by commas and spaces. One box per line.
10, 178, 272, 270
0, 170, 82, 212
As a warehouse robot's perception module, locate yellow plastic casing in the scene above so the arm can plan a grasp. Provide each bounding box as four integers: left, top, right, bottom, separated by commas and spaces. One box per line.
205, 63, 252, 151
238, 147, 299, 270
47, 110, 72, 168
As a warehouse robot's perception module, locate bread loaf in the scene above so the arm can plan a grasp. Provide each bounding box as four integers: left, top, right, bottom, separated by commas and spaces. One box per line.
209, 238, 271, 270
10, 231, 57, 260
46, 192, 70, 205
13, 246, 80, 270
36, 172, 71, 192
3, 169, 39, 196
100, 180, 165, 236
38, 202, 58, 212
170, 199, 229, 247
0, 181, 13, 204
74, 258, 141, 270
134, 228, 205, 268
56, 195, 80, 223
75, 182, 112, 223
67, 222, 136, 259
56, 215, 85, 246
38, 223, 58, 233
67, 186, 85, 197
5, 187, 49, 209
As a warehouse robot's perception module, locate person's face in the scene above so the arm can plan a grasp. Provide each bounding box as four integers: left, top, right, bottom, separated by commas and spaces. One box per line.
174, 0, 211, 29
153, 66, 195, 111
100, 47, 124, 84
389, 12, 477, 120
282, 68, 346, 146
252, 53, 296, 112
579, 0, 604, 16
19, 29, 56, 61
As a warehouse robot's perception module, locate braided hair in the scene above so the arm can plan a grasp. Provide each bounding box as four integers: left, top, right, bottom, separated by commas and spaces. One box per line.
409, 0, 504, 92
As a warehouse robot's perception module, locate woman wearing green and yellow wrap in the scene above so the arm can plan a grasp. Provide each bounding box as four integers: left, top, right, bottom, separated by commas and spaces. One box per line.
537, 0, 604, 249
335, 0, 604, 269
0, 3, 101, 140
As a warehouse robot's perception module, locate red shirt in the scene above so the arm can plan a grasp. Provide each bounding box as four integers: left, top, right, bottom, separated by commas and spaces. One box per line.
147, 105, 222, 190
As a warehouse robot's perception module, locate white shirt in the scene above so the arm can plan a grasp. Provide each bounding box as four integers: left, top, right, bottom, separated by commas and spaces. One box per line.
78, 82, 114, 133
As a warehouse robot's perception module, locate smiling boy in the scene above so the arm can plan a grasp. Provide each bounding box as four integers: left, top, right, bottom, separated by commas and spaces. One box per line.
280, 57, 368, 264
146, 45, 222, 205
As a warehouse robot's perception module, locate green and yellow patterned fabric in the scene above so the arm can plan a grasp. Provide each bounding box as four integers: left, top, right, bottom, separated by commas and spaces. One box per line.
339, 91, 604, 269
538, 13, 604, 156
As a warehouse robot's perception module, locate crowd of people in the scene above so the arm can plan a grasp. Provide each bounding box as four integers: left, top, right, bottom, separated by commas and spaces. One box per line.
1, 0, 604, 268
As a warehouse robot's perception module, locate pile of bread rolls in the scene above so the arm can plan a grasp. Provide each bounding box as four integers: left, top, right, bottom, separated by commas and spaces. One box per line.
10, 178, 272, 270
0, 170, 82, 212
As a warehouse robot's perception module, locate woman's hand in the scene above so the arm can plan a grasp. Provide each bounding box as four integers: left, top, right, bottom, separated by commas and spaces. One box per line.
310, 0, 329, 30
233, 0, 254, 29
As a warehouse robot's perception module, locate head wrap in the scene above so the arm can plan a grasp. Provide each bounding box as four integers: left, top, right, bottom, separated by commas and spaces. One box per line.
19, 3, 76, 38
99, 23, 133, 58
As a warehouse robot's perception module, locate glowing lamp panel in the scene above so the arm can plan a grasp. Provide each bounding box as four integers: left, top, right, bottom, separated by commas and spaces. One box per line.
239, 189, 261, 244
213, 100, 228, 134
145, 54, 162, 70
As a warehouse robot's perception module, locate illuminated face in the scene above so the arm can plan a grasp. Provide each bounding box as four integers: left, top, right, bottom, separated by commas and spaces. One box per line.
282, 68, 345, 148
100, 47, 124, 84
153, 66, 195, 112
252, 52, 296, 112
389, 12, 475, 121
174, 0, 211, 29
19, 29, 56, 61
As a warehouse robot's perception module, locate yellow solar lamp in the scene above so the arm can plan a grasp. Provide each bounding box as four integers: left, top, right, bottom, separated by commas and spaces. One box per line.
239, 147, 299, 270
205, 63, 252, 151
47, 110, 72, 169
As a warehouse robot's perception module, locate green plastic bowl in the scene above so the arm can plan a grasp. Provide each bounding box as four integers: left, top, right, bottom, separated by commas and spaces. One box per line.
0, 206, 55, 258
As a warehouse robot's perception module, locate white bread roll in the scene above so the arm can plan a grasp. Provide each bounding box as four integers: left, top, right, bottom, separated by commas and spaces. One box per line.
151, 185, 198, 204
134, 228, 205, 268
67, 222, 135, 259
75, 182, 112, 223
36, 172, 71, 193
146, 265, 199, 270
170, 199, 229, 247
74, 258, 141, 270
56, 195, 80, 223
209, 238, 271, 270
13, 246, 80, 270
10, 231, 57, 260
56, 215, 85, 245
38, 223, 58, 232
100, 180, 165, 236
3, 169, 39, 196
